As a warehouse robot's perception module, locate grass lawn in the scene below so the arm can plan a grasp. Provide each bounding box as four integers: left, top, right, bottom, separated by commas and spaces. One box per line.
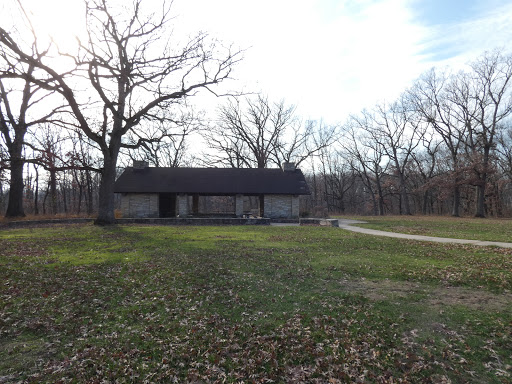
340, 215, 512, 243
0, 223, 511, 383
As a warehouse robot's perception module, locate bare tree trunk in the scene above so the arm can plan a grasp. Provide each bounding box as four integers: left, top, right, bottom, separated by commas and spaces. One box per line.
398, 172, 411, 215
495, 183, 503, 217
0, 182, 3, 213
452, 185, 461, 217
475, 182, 486, 218
50, 168, 57, 215
86, 170, 94, 215
95, 150, 119, 225
76, 171, 84, 215
5, 157, 25, 217
375, 172, 385, 216
42, 185, 49, 215
474, 150, 490, 218
34, 166, 39, 215
370, 190, 378, 216
422, 190, 429, 215
61, 181, 68, 214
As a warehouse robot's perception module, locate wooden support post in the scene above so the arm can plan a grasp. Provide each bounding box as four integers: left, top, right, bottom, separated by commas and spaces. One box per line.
259, 194, 265, 217
192, 194, 199, 215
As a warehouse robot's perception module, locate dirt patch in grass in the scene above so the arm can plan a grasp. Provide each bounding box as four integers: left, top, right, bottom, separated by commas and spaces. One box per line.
340, 278, 422, 301
428, 286, 512, 311
341, 278, 512, 311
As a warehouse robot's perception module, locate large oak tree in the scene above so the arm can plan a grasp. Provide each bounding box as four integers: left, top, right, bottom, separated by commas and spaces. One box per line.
0, 0, 241, 224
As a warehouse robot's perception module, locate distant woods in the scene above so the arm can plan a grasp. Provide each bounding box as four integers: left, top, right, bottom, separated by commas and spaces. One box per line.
1, 1, 512, 219
306, 50, 512, 217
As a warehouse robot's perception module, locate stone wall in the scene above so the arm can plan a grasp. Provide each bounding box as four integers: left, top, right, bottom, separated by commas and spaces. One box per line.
300, 218, 339, 227
120, 193, 159, 218
264, 194, 300, 219
117, 217, 271, 225
177, 194, 189, 217
119, 193, 302, 219
235, 194, 244, 217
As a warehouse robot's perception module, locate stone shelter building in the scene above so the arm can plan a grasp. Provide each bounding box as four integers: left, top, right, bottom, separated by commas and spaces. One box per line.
114, 162, 310, 219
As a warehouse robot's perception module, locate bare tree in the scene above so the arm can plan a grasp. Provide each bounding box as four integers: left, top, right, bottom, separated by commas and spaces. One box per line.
316, 145, 355, 214
204, 95, 337, 169
410, 52, 512, 217
409, 127, 442, 214
497, 125, 512, 180
409, 69, 469, 216
69, 132, 100, 215
368, 97, 423, 215
122, 111, 199, 168
342, 117, 389, 215
204, 95, 295, 168
26, 124, 74, 215
0, 54, 64, 217
274, 119, 338, 168
0, 0, 241, 224
465, 50, 512, 217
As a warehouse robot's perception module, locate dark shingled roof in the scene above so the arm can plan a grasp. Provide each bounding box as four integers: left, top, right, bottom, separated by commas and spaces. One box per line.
114, 167, 310, 195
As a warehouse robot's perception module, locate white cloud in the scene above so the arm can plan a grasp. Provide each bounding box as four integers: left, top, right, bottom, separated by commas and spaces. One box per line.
419, 2, 512, 69
310, 0, 431, 120
174, 0, 434, 123
9, 0, 512, 125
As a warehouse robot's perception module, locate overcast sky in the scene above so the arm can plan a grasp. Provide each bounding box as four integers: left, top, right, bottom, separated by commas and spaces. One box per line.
13, 0, 512, 124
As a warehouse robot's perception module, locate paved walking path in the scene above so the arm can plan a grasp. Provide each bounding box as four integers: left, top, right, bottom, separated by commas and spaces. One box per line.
338, 219, 512, 249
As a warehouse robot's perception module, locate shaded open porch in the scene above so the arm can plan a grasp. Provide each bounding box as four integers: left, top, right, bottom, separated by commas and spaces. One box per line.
160, 193, 264, 218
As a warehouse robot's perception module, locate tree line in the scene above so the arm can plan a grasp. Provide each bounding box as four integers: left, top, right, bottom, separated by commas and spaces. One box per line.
1, 1, 512, 221
304, 50, 512, 217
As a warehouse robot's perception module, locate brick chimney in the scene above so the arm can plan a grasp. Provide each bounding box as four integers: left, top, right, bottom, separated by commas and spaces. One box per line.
283, 162, 296, 172
133, 160, 149, 169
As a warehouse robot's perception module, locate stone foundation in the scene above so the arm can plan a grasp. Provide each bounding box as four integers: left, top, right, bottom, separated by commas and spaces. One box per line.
117, 217, 271, 225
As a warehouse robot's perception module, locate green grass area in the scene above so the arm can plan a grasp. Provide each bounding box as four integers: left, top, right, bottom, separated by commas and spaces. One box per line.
340, 215, 512, 243
1, 224, 511, 383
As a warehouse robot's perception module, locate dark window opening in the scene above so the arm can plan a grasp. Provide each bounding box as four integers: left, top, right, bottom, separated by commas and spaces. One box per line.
159, 193, 176, 217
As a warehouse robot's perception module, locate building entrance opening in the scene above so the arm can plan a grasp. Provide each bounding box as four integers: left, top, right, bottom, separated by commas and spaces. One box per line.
159, 193, 176, 217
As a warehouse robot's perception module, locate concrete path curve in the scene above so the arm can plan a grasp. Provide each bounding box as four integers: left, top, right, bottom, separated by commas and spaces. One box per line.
338, 219, 512, 249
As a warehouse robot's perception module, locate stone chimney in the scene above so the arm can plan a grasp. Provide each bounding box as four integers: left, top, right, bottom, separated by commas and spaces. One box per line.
283, 162, 296, 172
133, 160, 149, 169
